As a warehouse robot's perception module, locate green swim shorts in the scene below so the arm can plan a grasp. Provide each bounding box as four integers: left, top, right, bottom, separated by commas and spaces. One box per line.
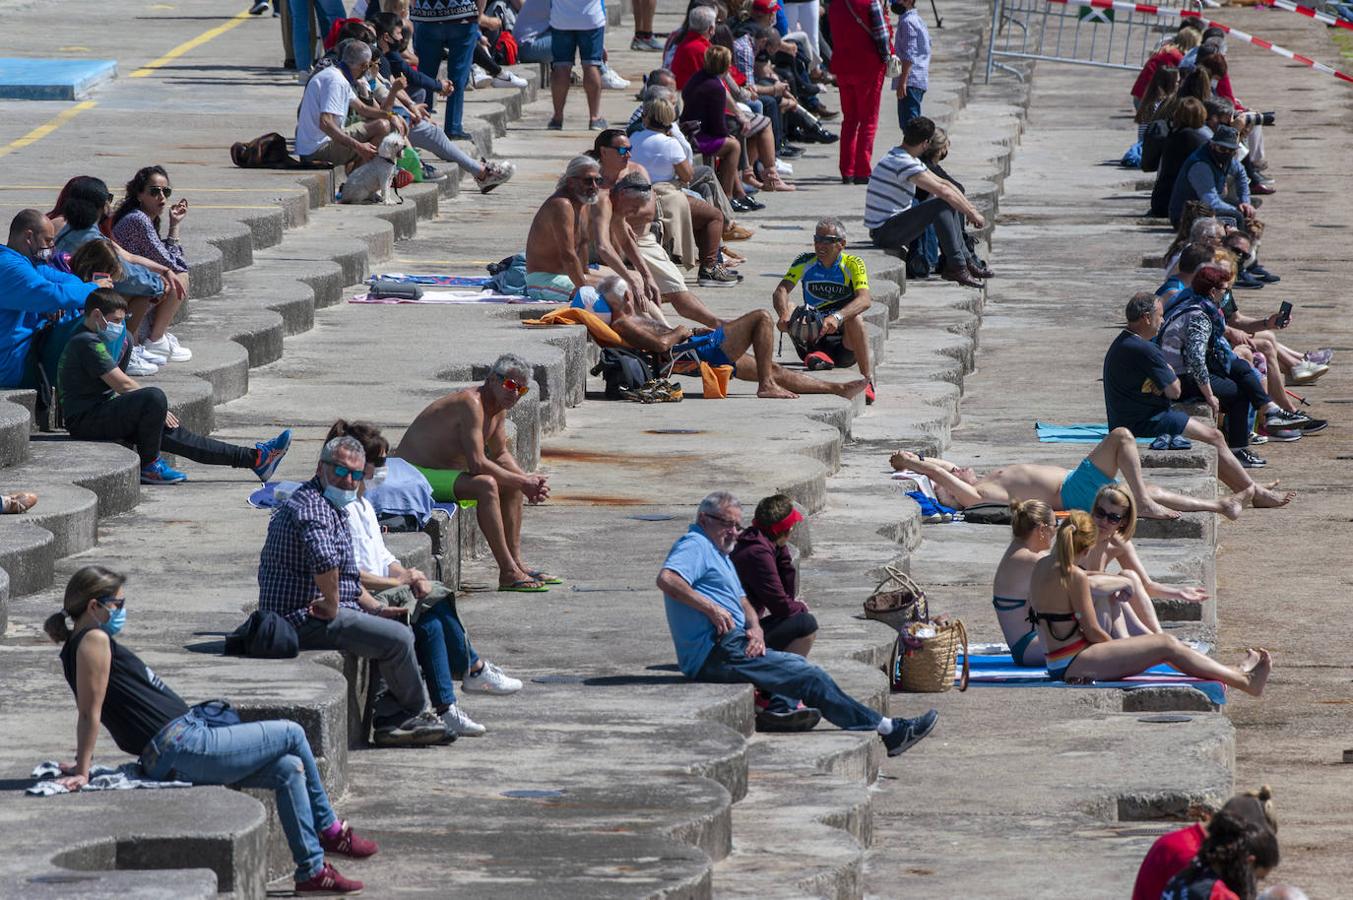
411, 465, 478, 508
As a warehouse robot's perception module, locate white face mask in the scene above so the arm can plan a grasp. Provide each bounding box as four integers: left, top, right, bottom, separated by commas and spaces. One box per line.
370, 466, 388, 486
34, 246, 53, 263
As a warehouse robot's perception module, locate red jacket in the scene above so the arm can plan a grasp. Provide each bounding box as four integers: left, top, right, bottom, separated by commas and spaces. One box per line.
1132, 47, 1182, 99
672, 33, 712, 90
828, 0, 892, 80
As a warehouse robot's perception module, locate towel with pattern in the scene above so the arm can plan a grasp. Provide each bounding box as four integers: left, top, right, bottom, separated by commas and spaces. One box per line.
27, 760, 192, 795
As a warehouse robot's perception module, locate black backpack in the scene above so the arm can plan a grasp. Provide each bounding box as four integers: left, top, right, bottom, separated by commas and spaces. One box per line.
224, 610, 300, 658
230, 132, 330, 170
591, 348, 654, 399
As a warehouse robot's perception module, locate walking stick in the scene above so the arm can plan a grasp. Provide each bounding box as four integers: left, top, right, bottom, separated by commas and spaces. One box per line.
930, 0, 943, 27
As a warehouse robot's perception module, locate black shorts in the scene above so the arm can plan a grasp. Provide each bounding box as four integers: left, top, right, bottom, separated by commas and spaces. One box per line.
760, 611, 819, 651
791, 333, 856, 368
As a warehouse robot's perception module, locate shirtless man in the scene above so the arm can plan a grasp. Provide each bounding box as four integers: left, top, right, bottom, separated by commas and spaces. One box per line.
888, 427, 1287, 521
599, 275, 868, 401
609, 173, 720, 327
394, 353, 555, 593
526, 154, 654, 307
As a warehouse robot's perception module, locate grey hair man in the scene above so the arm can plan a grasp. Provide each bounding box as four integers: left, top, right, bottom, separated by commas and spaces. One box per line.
257, 435, 444, 746
657, 491, 940, 748
394, 354, 555, 592
295, 38, 391, 171
525, 156, 607, 302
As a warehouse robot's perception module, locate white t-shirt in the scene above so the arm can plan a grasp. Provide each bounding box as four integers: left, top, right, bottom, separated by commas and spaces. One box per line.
549, 0, 605, 31
631, 129, 689, 183
295, 66, 355, 157
347, 497, 399, 578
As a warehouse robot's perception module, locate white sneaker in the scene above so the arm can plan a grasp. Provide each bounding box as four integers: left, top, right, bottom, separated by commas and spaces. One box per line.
476, 160, 516, 193
775, 159, 793, 175
462, 660, 522, 695
491, 70, 528, 89
126, 346, 159, 376
441, 704, 487, 737
143, 334, 191, 363
600, 67, 630, 90
471, 64, 491, 89
1289, 361, 1329, 384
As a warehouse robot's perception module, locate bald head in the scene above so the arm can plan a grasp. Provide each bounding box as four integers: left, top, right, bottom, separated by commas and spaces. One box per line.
7, 209, 54, 260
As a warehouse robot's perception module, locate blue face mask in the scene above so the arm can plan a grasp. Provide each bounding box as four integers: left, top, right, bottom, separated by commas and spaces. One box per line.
99, 319, 125, 344
99, 605, 125, 637
323, 483, 358, 509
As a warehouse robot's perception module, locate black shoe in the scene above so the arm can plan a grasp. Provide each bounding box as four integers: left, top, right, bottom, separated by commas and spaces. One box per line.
779, 144, 803, 159
1232, 447, 1267, 469
811, 127, 839, 144
756, 706, 822, 732
1295, 417, 1328, 433
741, 196, 766, 211
882, 709, 938, 757
852, 176, 870, 185
1234, 271, 1265, 290
841, 175, 852, 185
1249, 264, 1280, 283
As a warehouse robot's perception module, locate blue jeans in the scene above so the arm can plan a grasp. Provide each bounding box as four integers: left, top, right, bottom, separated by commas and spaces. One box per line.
516, 31, 554, 64
413, 595, 480, 707
143, 715, 335, 882
414, 19, 480, 136
287, 0, 349, 71
695, 630, 882, 730
897, 86, 925, 129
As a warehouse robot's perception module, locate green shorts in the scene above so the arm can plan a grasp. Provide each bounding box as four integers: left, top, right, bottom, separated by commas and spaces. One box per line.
525, 270, 578, 303
411, 465, 477, 508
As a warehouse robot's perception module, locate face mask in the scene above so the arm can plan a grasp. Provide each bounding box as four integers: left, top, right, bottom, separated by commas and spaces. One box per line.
398, 35, 411, 52
370, 466, 388, 486
99, 318, 125, 343
99, 605, 126, 637
323, 483, 359, 509
34, 247, 53, 263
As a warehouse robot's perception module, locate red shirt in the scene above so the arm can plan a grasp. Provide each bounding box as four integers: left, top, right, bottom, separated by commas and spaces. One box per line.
1132, 47, 1183, 99
672, 33, 712, 90
1133, 823, 1206, 900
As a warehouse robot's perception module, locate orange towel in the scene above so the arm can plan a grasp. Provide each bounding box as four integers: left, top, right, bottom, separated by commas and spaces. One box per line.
522, 306, 626, 348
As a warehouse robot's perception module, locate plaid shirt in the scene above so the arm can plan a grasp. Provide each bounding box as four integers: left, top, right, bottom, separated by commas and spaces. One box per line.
257, 477, 362, 625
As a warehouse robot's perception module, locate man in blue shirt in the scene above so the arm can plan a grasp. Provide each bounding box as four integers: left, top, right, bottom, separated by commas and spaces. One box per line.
657, 490, 938, 754
0, 209, 105, 389
1168, 125, 1254, 228
892, 0, 930, 128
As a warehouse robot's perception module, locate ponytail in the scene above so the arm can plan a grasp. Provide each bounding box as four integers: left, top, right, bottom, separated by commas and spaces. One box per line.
1054, 511, 1097, 581
43, 611, 73, 644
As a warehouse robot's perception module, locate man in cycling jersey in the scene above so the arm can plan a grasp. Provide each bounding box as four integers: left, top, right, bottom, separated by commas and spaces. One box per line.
771, 217, 876, 403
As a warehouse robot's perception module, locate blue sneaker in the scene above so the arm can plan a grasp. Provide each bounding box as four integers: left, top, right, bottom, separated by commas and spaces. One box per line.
883, 708, 938, 757
252, 429, 292, 483
141, 457, 188, 485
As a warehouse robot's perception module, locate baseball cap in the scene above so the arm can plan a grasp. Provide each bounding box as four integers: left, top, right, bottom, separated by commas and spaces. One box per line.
753, 0, 781, 13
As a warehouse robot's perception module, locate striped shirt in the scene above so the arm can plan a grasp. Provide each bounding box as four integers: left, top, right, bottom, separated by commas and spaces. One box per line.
864, 147, 927, 229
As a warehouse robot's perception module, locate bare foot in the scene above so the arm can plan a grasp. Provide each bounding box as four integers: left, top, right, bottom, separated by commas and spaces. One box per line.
837, 378, 869, 400
757, 383, 798, 399
1221, 487, 1254, 519
1252, 487, 1295, 509
1138, 500, 1181, 521
1239, 648, 1272, 697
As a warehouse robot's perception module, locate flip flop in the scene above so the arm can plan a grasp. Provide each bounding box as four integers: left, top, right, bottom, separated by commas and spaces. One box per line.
529, 571, 563, 585
1169, 435, 1193, 450
499, 579, 549, 593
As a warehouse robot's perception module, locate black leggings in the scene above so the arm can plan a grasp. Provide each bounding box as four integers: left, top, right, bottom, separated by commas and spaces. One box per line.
65, 387, 255, 469
761, 611, 819, 652
1180, 355, 1271, 449
474, 43, 501, 77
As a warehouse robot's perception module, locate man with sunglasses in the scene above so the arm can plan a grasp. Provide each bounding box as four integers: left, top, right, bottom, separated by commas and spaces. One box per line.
525, 156, 614, 303
659, 491, 939, 751
258, 435, 446, 746
394, 354, 555, 593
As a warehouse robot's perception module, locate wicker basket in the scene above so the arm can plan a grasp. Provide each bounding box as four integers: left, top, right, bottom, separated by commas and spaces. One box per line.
863, 565, 929, 632
895, 619, 969, 693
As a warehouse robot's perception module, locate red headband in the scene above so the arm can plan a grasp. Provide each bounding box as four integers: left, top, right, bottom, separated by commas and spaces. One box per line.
764, 507, 803, 537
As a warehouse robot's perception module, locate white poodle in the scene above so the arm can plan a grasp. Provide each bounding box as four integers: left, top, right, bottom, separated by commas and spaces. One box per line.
339, 132, 407, 205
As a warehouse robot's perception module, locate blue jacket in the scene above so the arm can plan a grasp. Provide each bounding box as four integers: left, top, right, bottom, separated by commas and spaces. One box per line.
54, 224, 165, 298
0, 245, 96, 388
380, 48, 441, 98
1168, 143, 1250, 225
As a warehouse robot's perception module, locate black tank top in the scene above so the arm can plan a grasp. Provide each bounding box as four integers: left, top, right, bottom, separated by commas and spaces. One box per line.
60, 627, 190, 755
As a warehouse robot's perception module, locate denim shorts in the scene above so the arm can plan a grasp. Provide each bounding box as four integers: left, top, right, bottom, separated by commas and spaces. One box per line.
551, 27, 605, 66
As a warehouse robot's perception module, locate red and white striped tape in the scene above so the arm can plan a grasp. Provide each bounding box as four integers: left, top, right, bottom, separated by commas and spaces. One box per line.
1261, 0, 1353, 34
1043, 0, 1353, 83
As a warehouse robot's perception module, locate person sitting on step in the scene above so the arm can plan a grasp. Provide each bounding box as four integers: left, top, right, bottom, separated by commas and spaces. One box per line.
393, 353, 557, 593
659, 490, 939, 750
45, 565, 375, 896
329, 419, 523, 739
990, 499, 1054, 667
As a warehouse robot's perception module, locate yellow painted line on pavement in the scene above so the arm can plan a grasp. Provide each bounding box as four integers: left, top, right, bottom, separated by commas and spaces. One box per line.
130, 9, 252, 77
0, 185, 295, 193
0, 101, 97, 160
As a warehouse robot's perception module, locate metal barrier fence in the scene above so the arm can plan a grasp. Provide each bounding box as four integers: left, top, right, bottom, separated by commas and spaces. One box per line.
985, 0, 1203, 81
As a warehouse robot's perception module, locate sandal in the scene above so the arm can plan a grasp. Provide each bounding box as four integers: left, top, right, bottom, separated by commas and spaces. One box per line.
2, 492, 37, 514
762, 174, 797, 192
499, 578, 549, 593
529, 571, 564, 585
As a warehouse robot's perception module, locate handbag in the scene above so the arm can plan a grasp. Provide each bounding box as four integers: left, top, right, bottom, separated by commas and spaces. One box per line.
886, 55, 903, 79
191, 699, 243, 728
862, 564, 929, 631
890, 618, 970, 693
843, 0, 896, 71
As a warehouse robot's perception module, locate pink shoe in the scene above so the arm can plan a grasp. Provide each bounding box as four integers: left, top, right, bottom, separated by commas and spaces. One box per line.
295, 862, 364, 895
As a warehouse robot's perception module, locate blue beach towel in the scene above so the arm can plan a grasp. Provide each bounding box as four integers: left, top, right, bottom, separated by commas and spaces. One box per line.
957, 653, 1226, 705
370, 273, 493, 287
1035, 422, 1153, 444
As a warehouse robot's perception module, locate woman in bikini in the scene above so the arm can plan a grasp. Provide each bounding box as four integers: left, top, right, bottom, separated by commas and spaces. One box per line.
1028, 511, 1271, 694
1080, 484, 1208, 637
991, 499, 1055, 666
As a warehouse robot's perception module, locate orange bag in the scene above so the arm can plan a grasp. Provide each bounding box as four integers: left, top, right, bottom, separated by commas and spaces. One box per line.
700, 362, 732, 398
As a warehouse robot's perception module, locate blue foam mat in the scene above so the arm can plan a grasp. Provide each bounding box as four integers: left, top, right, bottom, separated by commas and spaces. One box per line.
958, 653, 1226, 705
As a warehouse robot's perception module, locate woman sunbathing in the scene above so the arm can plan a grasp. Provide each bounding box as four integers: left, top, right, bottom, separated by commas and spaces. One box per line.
991, 499, 1055, 666
1027, 511, 1271, 695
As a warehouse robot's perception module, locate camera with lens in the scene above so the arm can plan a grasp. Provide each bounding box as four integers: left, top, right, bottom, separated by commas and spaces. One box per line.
1237, 111, 1276, 128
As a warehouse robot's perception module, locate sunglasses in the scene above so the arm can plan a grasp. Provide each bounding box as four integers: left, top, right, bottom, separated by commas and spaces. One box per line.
1092, 506, 1125, 525
611, 145, 631, 156
326, 463, 366, 481
813, 234, 843, 244
577, 175, 605, 186
146, 186, 173, 199
502, 377, 530, 396
97, 595, 126, 610
703, 512, 743, 529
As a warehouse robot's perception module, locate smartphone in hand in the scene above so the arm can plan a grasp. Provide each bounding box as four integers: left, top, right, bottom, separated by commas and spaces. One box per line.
1276, 301, 1293, 328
